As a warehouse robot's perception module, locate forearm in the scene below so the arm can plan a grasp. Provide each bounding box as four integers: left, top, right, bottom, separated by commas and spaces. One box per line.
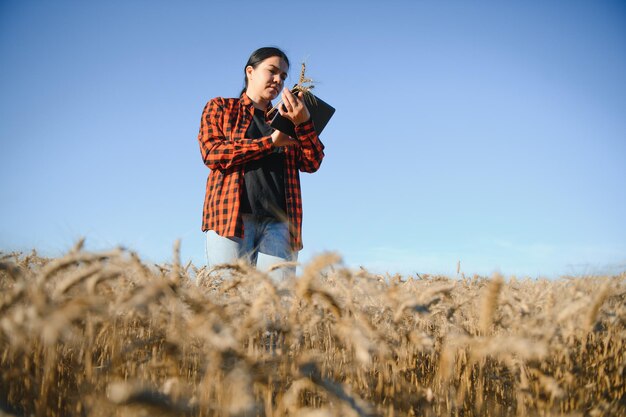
201, 135, 274, 170
197, 99, 274, 170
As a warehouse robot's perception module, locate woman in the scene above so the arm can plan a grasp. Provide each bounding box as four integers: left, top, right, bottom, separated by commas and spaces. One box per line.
197, 47, 325, 280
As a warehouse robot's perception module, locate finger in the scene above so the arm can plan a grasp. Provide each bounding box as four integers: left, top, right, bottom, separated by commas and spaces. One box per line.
284, 88, 295, 101
280, 96, 291, 113
287, 97, 302, 113
282, 89, 296, 110
291, 92, 301, 107
295, 92, 307, 108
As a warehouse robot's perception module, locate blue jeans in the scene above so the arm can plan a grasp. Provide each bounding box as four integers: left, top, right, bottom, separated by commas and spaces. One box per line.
205, 214, 297, 281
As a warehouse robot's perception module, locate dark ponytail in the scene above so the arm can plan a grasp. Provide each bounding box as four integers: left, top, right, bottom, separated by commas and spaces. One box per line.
240, 47, 290, 96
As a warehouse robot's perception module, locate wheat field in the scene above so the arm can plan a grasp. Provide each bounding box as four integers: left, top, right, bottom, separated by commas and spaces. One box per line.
0, 242, 624, 417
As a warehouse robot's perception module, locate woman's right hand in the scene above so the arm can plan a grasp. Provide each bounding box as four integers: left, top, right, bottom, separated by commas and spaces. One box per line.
271, 129, 297, 147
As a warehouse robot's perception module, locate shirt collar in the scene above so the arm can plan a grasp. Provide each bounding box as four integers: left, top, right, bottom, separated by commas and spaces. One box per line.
241, 91, 273, 116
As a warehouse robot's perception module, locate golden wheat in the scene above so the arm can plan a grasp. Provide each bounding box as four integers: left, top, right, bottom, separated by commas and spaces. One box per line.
0, 245, 624, 417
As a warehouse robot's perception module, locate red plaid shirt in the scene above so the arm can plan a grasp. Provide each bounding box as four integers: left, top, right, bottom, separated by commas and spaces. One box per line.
198, 92, 325, 251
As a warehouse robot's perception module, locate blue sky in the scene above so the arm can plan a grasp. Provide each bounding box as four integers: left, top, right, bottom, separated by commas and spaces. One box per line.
1, 1, 625, 278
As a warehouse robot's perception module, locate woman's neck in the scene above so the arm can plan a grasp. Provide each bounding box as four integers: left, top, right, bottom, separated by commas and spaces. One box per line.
246, 89, 269, 110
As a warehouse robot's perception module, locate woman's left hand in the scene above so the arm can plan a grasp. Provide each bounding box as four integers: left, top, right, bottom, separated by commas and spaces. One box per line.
279, 88, 311, 126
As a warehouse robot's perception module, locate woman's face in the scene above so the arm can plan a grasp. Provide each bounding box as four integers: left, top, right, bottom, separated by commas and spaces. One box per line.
246, 56, 289, 102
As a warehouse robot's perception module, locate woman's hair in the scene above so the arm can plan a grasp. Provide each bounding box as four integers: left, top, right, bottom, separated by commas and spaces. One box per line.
240, 47, 290, 96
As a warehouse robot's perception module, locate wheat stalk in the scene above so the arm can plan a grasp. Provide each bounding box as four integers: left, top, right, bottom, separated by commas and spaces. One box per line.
0, 247, 624, 416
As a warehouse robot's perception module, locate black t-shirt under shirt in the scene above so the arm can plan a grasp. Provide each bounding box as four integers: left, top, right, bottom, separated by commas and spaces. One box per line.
239, 107, 287, 219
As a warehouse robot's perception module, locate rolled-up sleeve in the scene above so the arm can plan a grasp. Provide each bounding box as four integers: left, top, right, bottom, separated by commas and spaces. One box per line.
294, 119, 325, 173
198, 98, 274, 171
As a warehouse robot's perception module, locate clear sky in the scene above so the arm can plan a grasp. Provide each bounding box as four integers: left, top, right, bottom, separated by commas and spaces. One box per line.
1, 0, 625, 278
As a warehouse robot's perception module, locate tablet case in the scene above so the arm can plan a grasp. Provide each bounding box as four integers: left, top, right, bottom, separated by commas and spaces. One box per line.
270, 93, 335, 138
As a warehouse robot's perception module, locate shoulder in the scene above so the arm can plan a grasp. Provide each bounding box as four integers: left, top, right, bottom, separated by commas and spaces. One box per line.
202, 96, 242, 118
206, 96, 242, 108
